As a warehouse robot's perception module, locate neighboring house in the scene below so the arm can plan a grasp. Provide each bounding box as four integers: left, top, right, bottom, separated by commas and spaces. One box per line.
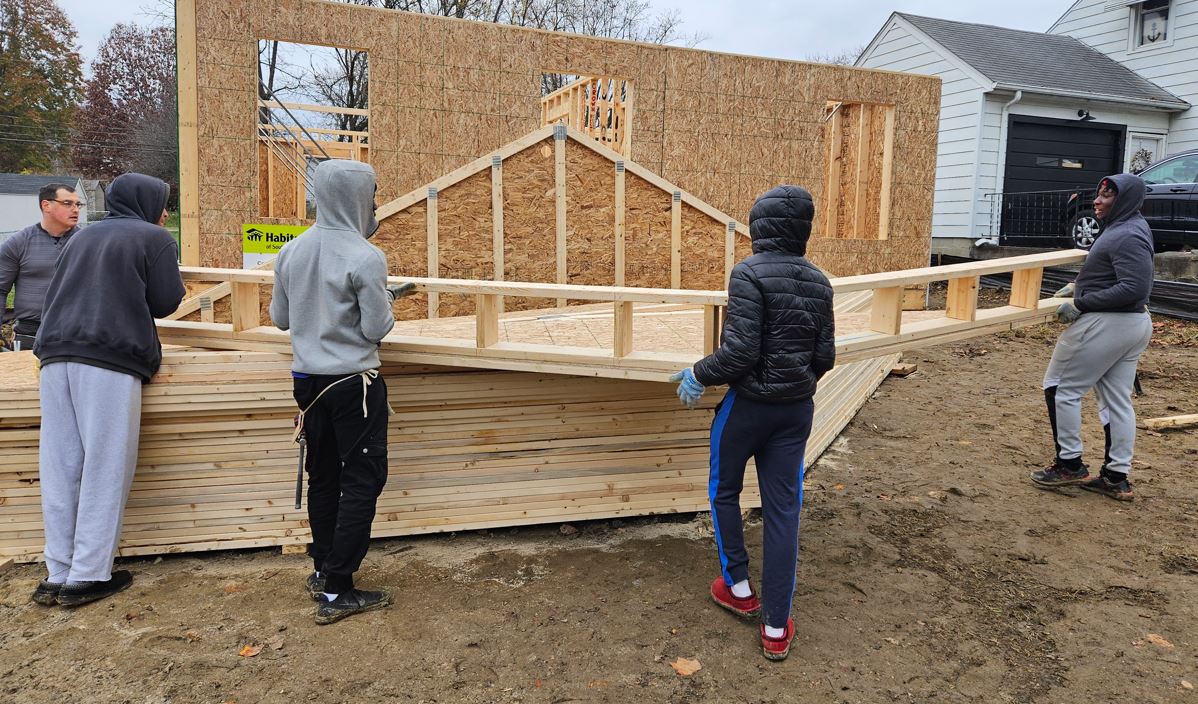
857, 4, 1194, 251
0, 174, 89, 239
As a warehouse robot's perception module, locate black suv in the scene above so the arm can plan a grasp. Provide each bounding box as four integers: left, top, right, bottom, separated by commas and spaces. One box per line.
1063, 149, 1198, 251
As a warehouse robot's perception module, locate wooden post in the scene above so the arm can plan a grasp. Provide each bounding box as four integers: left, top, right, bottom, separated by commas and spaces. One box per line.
702, 305, 723, 356
176, 0, 200, 266
670, 190, 682, 289
621, 79, 635, 157
295, 141, 306, 219
476, 294, 500, 348
614, 161, 626, 287
1010, 268, 1043, 309
945, 276, 979, 322
613, 301, 633, 358
427, 187, 439, 318
491, 155, 504, 314
878, 105, 896, 240
825, 104, 844, 237
869, 286, 904, 335
266, 141, 276, 218
554, 125, 567, 307
230, 282, 260, 333
199, 295, 214, 324
724, 221, 736, 282
853, 104, 870, 238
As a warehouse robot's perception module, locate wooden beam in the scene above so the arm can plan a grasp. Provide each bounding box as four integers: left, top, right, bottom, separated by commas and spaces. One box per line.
878, 105, 896, 240
555, 126, 568, 307
427, 187, 439, 318
945, 276, 979, 322
724, 221, 736, 282
670, 191, 682, 289
853, 104, 870, 237
615, 161, 626, 287
825, 104, 844, 238
176, 0, 200, 266
1143, 413, 1198, 431
230, 282, 260, 333
702, 305, 722, 356
491, 155, 504, 315
612, 301, 633, 358
294, 141, 305, 219
831, 250, 1085, 293
475, 294, 500, 348
258, 99, 369, 117
1010, 267, 1043, 309
869, 286, 903, 335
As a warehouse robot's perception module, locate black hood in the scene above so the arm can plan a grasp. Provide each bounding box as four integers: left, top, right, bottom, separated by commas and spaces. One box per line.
748, 185, 814, 256
106, 173, 169, 224
1096, 172, 1146, 227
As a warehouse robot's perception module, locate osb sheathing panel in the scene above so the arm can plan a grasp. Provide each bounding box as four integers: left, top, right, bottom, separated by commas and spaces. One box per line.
191, 0, 938, 279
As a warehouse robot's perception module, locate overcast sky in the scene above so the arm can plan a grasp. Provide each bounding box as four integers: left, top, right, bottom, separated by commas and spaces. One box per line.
57, 0, 1076, 66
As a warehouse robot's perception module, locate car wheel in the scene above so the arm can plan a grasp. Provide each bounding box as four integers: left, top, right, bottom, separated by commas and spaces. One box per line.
1068, 209, 1100, 250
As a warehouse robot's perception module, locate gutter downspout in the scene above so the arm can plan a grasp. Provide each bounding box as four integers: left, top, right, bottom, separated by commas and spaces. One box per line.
978, 90, 1023, 247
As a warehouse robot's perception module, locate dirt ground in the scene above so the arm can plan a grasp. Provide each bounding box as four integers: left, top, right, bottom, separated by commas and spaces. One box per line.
2, 294, 1196, 704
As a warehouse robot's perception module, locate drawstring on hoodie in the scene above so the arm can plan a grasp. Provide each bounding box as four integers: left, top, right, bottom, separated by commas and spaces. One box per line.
291, 369, 380, 443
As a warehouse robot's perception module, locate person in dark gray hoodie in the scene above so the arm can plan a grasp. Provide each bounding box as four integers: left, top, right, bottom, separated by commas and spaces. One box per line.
270, 159, 409, 625
1029, 173, 1154, 501
32, 173, 185, 607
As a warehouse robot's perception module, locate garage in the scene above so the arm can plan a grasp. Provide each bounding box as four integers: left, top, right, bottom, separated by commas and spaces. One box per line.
999, 117, 1125, 245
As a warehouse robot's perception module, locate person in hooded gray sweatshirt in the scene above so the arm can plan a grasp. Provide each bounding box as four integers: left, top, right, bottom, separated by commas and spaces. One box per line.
270, 159, 410, 625
1030, 173, 1154, 501
32, 173, 185, 607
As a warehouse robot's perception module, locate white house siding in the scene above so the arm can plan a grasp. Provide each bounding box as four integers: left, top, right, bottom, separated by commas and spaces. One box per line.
970, 94, 1172, 235
1052, 0, 1198, 154
0, 194, 41, 238
858, 20, 986, 238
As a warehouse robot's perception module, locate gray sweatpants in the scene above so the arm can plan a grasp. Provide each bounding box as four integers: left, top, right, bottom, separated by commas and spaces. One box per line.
1043, 311, 1152, 475
39, 362, 143, 583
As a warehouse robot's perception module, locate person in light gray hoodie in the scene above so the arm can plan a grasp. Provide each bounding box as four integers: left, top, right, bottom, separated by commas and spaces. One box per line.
270, 159, 410, 624
1029, 172, 1154, 501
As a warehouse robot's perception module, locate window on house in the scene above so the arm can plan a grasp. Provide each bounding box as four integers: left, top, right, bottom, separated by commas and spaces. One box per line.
1135, 0, 1169, 47
540, 73, 633, 157
1035, 157, 1084, 169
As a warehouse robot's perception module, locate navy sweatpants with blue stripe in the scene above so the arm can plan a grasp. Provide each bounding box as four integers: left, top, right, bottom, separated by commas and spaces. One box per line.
709, 389, 814, 628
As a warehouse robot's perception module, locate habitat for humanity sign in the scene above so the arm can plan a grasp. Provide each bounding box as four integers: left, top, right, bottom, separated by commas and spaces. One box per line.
242, 224, 307, 268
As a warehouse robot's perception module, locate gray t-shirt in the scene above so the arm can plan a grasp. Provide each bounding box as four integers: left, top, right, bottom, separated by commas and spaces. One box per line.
0, 222, 78, 325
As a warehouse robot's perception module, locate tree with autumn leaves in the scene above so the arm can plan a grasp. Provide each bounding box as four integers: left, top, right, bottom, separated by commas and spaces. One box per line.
0, 0, 84, 172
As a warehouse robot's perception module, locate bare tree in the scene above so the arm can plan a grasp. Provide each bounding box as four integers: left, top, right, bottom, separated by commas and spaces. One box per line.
804, 44, 867, 66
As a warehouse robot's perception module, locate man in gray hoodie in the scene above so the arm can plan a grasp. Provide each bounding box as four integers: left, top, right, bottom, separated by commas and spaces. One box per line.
270, 159, 407, 624
1029, 173, 1154, 501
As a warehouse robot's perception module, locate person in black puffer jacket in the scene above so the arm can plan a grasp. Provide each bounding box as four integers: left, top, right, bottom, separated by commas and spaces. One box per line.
669, 184, 835, 661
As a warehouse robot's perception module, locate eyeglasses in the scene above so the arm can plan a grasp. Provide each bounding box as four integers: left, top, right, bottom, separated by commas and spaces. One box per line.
49, 199, 86, 210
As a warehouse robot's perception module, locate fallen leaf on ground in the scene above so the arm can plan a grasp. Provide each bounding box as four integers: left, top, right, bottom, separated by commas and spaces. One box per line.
669, 657, 702, 676
265, 635, 285, 651
184, 631, 201, 642
223, 582, 246, 594
1181, 680, 1193, 690
878, 494, 892, 501
833, 484, 845, 491
237, 644, 263, 658
1146, 634, 1174, 649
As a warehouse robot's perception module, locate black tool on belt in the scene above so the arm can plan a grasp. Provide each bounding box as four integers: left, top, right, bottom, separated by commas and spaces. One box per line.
293, 415, 306, 510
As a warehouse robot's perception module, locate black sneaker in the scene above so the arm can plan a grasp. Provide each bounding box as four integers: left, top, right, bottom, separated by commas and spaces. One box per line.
1030, 461, 1089, 488
31, 581, 62, 606
1080, 473, 1134, 502
306, 572, 325, 602
57, 570, 133, 607
315, 588, 391, 625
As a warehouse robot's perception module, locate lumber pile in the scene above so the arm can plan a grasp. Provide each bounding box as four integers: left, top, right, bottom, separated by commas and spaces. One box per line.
0, 298, 894, 563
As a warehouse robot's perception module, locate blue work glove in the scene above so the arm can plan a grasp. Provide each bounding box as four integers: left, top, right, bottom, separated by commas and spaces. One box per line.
1055, 302, 1081, 324
1053, 282, 1075, 298
668, 367, 706, 410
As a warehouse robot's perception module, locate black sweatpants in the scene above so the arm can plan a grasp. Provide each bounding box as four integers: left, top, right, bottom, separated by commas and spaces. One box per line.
708, 388, 814, 628
294, 372, 390, 594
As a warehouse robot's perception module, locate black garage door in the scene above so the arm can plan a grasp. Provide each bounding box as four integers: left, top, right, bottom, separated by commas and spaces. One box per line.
1000, 117, 1124, 244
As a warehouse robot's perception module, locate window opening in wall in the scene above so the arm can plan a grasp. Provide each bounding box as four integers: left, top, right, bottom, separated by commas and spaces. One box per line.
1035, 157, 1084, 169
540, 73, 634, 157
821, 101, 896, 240
256, 40, 369, 219
1135, 0, 1169, 47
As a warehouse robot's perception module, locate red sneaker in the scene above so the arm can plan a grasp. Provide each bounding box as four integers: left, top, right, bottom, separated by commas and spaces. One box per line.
760, 618, 795, 661
710, 577, 760, 619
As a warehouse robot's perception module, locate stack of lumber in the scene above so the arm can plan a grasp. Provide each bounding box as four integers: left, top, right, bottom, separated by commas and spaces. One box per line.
0, 294, 894, 563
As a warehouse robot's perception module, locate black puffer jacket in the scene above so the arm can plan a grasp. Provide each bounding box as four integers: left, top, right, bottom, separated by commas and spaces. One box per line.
692, 185, 835, 403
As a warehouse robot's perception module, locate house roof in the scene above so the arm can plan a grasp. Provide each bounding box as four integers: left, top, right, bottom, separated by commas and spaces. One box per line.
0, 173, 82, 196
896, 13, 1189, 110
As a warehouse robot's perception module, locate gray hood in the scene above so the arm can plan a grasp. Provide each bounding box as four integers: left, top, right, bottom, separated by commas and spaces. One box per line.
313, 159, 379, 239
1097, 173, 1146, 227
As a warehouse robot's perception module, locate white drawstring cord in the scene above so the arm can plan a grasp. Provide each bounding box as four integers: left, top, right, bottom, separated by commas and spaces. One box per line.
292, 369, 379, 443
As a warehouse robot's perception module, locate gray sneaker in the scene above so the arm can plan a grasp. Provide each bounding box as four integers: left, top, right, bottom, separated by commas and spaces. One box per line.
1080, 473, 1134, 502
1030, 461, 1089, 488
